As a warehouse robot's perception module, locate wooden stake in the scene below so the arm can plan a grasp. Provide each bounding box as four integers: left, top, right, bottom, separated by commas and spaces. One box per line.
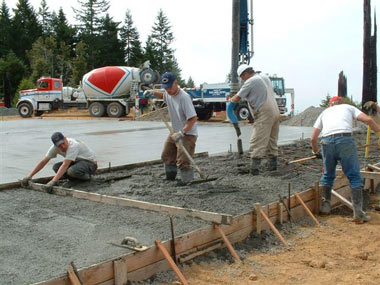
257, 207, 289, 247
278, 202, 284, 224
114, 258, 128, 285
294, 192, 320, 226
155, 240, 188, 285
214, 224, 242, 263
254, 203, 262, 234
67, 262, 83, 285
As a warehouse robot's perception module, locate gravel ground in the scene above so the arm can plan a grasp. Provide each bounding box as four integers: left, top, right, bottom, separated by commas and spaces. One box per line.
0, 106, 18, 116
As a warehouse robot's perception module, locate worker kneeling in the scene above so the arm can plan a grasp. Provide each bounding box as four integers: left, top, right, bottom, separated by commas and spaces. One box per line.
143, 72, 198, 185
20, 132, 97, 192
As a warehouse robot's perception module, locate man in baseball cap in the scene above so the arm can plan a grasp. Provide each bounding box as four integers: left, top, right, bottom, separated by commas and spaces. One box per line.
20, 132, 97, 192
160, 72, 177, 88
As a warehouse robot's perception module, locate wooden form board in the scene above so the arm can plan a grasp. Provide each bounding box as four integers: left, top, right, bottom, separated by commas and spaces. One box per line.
29, 182, 232, 225
31, 186, 325, 285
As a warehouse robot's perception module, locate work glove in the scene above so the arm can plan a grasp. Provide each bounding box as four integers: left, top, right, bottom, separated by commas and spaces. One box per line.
171, 130, 185, 142
44, 180, 57, 194
143, 90, 155, 98
312, 150, 322, 159
20, 176, 31, 188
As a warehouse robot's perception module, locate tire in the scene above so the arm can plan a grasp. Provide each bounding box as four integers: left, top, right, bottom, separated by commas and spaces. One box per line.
140, 68, 156, 85
34, 111, 44, 117
106, 102, 125, 118
236, 104, 251, 121
18, 102, 33, 118
197, 109, 213, 120
89, 102, 105, 117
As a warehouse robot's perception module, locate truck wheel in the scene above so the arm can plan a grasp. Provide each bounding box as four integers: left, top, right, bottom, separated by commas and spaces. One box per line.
106, 102, 125, 118
140, 68, 156, 85
18, 102, 33, 118
89, 102, 105, 117
236, 105, 251, 121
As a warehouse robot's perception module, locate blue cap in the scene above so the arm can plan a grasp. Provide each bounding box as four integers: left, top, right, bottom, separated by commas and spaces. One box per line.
51, 132, 65, 146
160, 72, 176, 88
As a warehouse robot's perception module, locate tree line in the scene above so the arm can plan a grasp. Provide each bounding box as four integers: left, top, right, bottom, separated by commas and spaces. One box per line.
0, 0, 196, 106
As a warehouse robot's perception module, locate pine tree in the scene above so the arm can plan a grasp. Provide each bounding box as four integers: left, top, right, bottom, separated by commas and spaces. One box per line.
11, 0, 42, 65
96, 14, 124, 66
319, 94, 331, 108
38, 0, 52, 38
73, 0, 110, 69
0, 1, 12, 58
51, 8, 77, 57
147, 9, 182, 80
70, 41, 88, 86
186, 76, 195, 88
120, 10, 144, 67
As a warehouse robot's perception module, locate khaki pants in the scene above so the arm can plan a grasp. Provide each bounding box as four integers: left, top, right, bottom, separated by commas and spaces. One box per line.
161, 135, 197, 169
249, 96, 280, 158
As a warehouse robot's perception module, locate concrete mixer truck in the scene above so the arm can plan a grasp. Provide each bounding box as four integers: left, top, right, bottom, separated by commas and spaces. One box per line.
16, 61, 158, 118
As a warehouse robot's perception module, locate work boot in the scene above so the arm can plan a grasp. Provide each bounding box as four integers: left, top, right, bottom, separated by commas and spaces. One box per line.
351, 188, 371, 223
320, 186, 332, 215
362, 189, 370, 211
267, 156, 278, 171
164, 164, 177, 181
177, 168, 194, 186
250, 158, 261, 176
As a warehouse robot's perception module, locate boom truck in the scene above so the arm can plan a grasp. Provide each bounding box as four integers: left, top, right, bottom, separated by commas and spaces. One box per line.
16, 61, 158, 118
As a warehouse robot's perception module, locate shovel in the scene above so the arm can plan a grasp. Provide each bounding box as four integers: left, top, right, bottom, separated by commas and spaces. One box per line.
226, 102, 243, 156
157, 108, 207, 180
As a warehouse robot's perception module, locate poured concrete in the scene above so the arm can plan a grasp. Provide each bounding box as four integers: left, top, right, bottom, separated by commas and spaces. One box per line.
0, 118, 313, 183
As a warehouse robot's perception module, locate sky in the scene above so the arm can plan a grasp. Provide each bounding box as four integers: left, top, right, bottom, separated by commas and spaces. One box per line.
5, 0, 380, 114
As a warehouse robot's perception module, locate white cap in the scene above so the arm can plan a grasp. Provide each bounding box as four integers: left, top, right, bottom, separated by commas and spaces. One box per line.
237, 64, 253, 77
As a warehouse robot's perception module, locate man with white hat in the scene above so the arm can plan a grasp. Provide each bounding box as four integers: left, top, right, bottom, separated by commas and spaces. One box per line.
20, 132, 97, 191
230, 64, 280, 175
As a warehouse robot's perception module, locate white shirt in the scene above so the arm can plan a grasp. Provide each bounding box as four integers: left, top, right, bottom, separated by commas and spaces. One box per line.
313, 104, 362, 137
46, 138, 96, 163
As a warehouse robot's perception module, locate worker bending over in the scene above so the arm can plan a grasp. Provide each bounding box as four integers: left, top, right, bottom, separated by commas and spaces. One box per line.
311, 96, 380, 223
144, 72, 198, 185
21, 132, 97, 191
230, 64, 280, 175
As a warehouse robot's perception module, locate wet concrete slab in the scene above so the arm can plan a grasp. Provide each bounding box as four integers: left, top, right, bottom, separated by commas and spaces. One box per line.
0, 119, 313, 183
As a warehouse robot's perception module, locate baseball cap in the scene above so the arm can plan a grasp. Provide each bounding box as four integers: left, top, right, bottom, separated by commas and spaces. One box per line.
160, 72, 176, 88
51, 132, 65, 146
329, 96, 342, 104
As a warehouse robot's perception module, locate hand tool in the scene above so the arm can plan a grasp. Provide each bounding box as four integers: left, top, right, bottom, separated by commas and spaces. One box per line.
157, 108, 207, 180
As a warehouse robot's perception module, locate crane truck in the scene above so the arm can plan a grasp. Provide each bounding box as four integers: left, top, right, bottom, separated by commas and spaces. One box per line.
16, 62, 158, 118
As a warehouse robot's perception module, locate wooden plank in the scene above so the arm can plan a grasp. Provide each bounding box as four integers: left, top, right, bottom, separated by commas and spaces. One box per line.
254, 203, 262, 234
331, 189, 353, 210
29, 182, 232, 225
337, 169, 380, 180
67, 265, 82, 285
113, 258, 128, 285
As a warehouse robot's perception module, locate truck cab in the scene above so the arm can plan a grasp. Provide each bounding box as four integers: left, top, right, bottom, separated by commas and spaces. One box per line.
269, 76, 287, 115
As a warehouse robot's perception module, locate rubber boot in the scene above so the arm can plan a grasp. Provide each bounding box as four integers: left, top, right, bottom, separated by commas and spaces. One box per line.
362, 189, 370, 211
320, 186, 332, 215
164, 164, 177, 181
250, 158, 261, 176
267, 156, 278, 171
351, 188, 371, 223
177, 168, 194, 186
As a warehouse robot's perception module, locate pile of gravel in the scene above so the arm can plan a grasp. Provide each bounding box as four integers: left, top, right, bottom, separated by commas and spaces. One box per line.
0, 107, 18, 116
281, 106, 324, 127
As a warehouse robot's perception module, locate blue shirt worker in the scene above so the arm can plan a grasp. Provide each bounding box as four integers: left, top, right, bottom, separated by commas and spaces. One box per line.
311, 96, 380, 223
230, 64, 280, 175
144, 72, 198, 185
21, 132, 97, 191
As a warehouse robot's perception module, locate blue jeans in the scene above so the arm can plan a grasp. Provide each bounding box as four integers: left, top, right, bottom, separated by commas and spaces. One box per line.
320, 135, 362, 189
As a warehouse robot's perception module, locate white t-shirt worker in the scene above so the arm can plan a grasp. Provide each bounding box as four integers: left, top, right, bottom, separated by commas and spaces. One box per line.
21, 132, 97, 192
